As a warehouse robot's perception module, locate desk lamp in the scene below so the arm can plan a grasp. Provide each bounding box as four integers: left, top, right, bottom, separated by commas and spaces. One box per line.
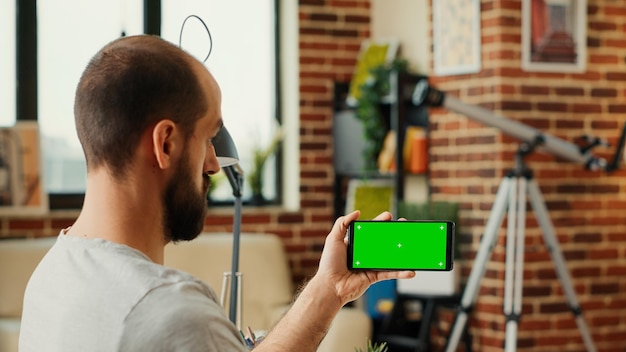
211, 126, 245, 328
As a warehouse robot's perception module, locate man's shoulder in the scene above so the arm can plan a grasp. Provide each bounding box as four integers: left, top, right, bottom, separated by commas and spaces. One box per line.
136, 280, 222, 317
24, 234, 219, 324
120, 281, 246, 351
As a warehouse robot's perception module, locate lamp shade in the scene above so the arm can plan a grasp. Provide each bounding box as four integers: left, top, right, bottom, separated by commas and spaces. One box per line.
213, 126, 239, 167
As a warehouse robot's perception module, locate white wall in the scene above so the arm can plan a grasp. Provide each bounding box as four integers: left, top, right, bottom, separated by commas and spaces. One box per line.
371, 0, 431, 74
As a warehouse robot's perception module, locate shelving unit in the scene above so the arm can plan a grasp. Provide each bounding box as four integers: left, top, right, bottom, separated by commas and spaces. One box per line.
332, 74, 469, 351
376, 293, 471, 352
332, 72, 429, 219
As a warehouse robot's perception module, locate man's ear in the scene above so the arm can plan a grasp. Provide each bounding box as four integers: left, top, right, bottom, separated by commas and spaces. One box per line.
152, 119, 180, 170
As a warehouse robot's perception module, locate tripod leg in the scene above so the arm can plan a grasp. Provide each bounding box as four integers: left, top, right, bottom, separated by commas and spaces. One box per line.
445, 177, 513, 352
504, 177, 527, 352
527, 180, 597, 352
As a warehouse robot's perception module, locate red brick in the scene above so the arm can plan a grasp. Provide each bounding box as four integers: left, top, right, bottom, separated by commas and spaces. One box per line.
300, 41, 340, 50
241, 214, 272, 224
604, 6, 626, 17
554, 87, 584, 96
299, 0, 324, 5
590, 282, 619, 294
606, 72, 626, 81
344, 15, 369, 23
605, 38, 626, 48
589, 21, 618, 31
204, 215, 233, 226
589, 54, 620, 64
330, 29, 359, 37
8, 219, 45, 230
277, 213, 304, 224
521, 85, 550, 95
591, 88, 618, 97
537, 102, 568, 112
608, 104, 626, 113
308, 13, 338, 22
51, 218, 75, 230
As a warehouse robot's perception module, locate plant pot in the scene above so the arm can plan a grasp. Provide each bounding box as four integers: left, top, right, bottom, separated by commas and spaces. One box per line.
249, 193, 267, 206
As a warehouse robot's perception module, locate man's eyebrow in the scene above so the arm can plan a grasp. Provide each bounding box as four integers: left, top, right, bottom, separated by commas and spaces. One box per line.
209, 119, 224, 140
214, 118, 224, 131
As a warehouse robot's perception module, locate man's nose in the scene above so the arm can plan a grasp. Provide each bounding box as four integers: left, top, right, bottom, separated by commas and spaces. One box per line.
204, 146, 220, 176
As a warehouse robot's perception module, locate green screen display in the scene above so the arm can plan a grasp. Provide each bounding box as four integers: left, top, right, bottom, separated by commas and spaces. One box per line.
348, 221, 454, 271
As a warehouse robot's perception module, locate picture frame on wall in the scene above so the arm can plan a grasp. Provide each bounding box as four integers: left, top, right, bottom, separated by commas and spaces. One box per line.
345, 178, 395, 219
346, 38, 399, 107
0, 122, 48, 215
522, 0, 587, 73
433, 0, 482, 76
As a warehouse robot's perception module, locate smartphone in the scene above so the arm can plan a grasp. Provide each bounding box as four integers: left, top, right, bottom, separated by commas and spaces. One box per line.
347, 220, 455, 271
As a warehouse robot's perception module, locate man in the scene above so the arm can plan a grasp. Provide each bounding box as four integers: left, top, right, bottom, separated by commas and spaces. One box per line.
19, 35, 415, 351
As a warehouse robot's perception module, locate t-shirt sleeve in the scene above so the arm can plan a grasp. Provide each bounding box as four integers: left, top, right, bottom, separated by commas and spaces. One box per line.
119, 281, 248, 352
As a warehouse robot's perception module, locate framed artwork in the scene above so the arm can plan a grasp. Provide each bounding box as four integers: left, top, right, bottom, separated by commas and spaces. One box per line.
347, 39, 399, 107
345, 179, 395, 219
522, 0, 587, 73
0, 122, 47, 215
433, 0, 482, 76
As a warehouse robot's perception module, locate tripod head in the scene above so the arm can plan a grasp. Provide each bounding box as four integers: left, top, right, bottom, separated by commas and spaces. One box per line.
412, 79, 626, 173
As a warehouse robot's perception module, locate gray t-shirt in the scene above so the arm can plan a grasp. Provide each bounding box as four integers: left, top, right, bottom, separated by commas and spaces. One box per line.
19, 233, 247, 352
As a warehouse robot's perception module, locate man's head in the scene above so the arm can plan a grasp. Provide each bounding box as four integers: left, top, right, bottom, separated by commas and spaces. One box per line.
75, 35, 223, 242
74, 34, 208, 177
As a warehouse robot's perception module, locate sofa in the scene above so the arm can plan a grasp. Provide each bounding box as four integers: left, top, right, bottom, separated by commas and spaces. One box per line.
0, 236, 57, 352
0, 233, 371, 352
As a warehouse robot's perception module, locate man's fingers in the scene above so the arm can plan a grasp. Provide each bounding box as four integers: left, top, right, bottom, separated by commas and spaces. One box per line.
330, 210, 360, 242
341, 210, 360, 227
375, 270, 416, 282
372, 211, 393, 221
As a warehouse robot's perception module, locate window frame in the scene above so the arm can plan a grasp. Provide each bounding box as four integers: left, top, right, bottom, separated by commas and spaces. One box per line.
14, 0, 282, 210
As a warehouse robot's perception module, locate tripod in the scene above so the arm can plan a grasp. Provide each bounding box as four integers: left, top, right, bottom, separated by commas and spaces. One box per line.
445, 143, 597, 352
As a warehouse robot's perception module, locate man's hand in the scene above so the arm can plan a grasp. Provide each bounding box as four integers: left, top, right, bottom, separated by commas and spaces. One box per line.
257, 210, 415, 351
312, 210, 416, 307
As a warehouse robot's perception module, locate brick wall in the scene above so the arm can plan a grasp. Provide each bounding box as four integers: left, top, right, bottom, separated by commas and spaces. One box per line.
428, 1, 626, 351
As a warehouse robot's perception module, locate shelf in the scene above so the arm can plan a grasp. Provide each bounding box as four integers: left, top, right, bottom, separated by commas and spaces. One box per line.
332, 73, 430, 219
374, 294, 472, 352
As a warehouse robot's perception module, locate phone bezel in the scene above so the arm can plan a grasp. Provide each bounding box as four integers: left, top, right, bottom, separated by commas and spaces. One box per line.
347, 220, 455, 271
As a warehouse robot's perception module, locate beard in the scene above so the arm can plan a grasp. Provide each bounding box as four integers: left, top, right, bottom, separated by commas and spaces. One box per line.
162, 153, 209, 243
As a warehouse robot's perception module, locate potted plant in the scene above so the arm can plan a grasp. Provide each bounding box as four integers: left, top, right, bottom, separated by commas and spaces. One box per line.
355, 340, 388, 352
246, 127, 283, 204
205, 172, 225, 203
354, 58, 409, 171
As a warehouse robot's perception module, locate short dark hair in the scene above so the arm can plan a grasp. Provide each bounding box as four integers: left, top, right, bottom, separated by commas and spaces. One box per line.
74, 35, 208, 177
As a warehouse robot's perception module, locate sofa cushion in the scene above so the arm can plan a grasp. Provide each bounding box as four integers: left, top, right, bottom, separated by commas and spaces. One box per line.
319, 307, 372, 352
0, 237, 56, 318
164, 233, 294, 331
0, 319, 19, 352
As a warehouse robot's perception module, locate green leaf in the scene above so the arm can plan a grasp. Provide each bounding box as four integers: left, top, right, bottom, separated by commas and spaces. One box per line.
354, 340, 388, 352
353, 58, 409, 171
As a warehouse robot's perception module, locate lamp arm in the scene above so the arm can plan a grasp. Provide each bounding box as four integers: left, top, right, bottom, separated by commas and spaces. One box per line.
222, 164, 244, 326
223, 164, 244, 197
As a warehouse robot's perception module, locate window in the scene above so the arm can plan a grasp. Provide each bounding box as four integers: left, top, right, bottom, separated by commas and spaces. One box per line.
38, 0, 143, 193
0, 0, 16, 127
161, 0, 279, 202
4, 0, 287, 208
